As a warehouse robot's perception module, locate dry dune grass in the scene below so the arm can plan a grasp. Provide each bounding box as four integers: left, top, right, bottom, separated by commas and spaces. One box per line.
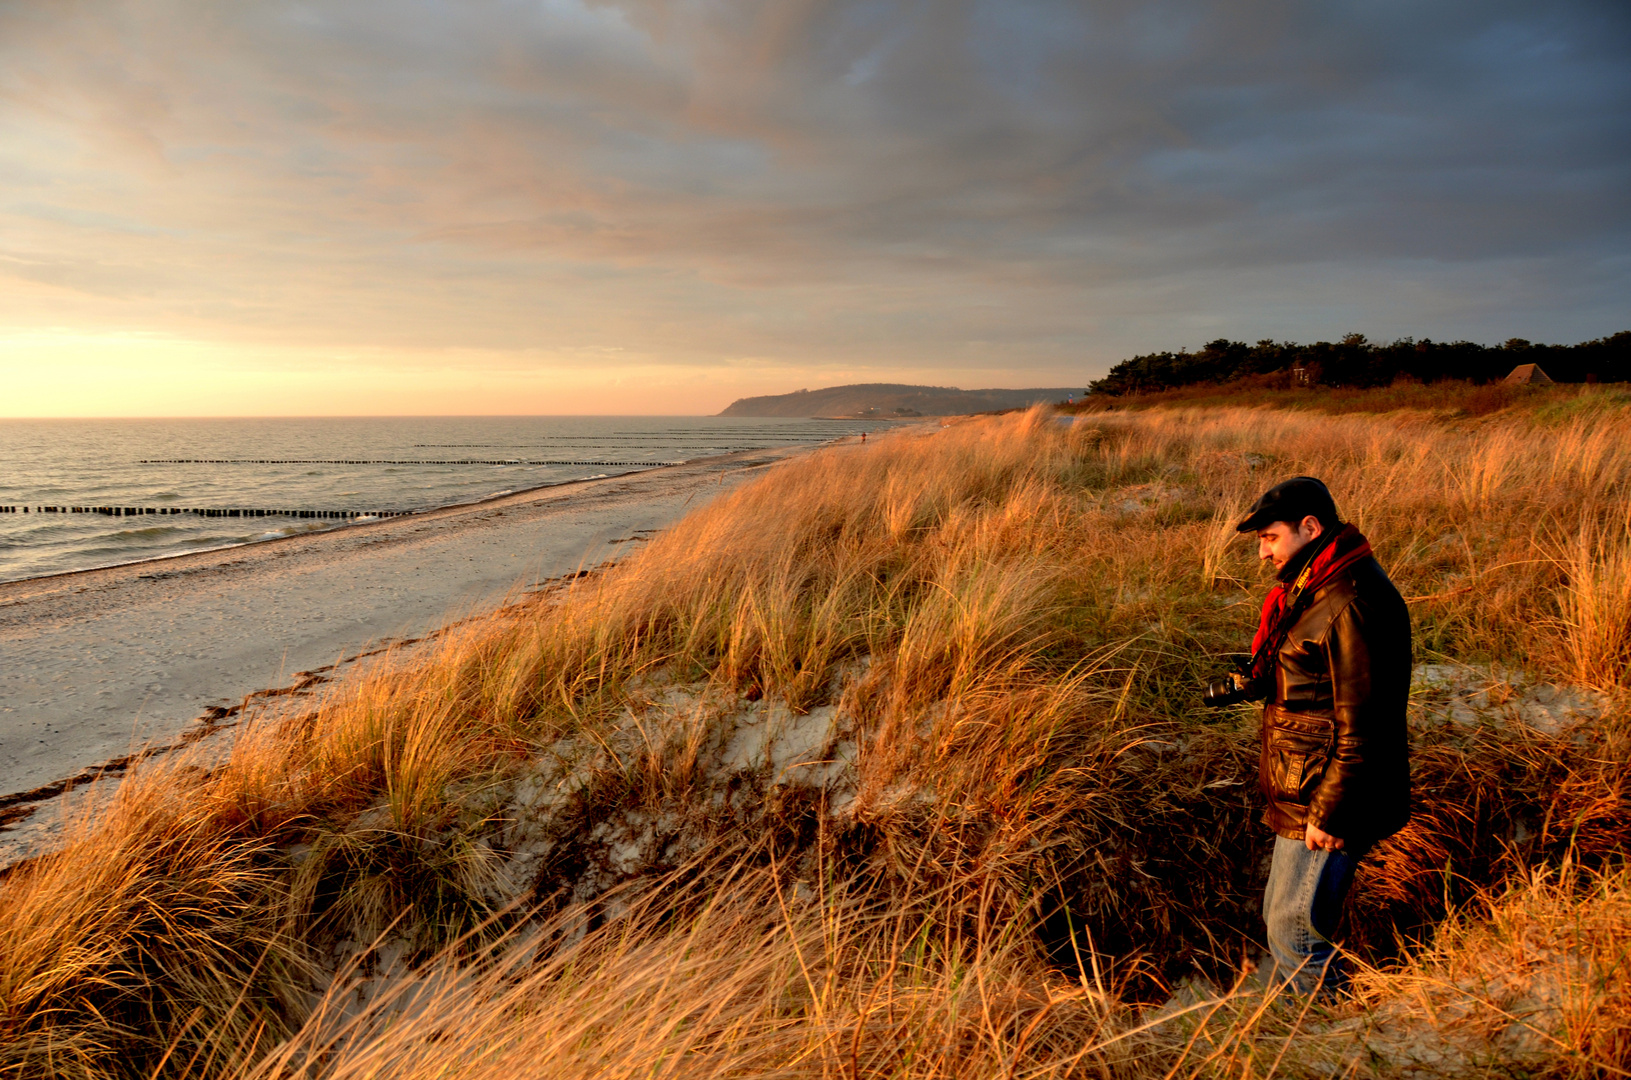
2, 394, 1629, 1078
1067, 376, 1631, 419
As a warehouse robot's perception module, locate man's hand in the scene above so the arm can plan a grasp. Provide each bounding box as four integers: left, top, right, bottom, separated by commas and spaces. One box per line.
1305, 823, 1344, 852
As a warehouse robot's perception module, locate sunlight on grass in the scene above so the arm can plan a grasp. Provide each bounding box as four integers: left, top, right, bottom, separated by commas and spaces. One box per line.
3, 391, 1629, 1078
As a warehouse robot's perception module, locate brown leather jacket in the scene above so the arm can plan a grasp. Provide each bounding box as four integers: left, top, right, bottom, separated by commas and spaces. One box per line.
1259, 556, 1412, 845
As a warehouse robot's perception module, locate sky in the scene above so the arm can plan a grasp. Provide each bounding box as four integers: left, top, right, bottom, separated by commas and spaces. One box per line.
2, 0, 1629, 416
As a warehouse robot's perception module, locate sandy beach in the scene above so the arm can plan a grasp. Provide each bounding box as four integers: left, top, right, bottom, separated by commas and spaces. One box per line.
0, 447, 805, 831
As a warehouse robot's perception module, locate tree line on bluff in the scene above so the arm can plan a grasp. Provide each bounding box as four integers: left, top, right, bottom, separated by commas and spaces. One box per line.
1087, 331, 1631, 396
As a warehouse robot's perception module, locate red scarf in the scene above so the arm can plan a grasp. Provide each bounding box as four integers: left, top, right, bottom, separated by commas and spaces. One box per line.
1248, 523, 1373, 682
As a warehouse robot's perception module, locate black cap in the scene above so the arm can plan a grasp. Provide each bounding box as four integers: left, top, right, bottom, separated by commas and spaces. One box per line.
1235, 476, 1340, 534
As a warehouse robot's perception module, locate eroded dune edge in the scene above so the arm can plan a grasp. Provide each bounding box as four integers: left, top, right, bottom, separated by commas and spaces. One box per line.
3, 398, 1629, 1078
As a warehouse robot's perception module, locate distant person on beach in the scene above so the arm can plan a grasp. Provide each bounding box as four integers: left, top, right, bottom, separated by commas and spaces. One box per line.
1205, 477, 1411, 995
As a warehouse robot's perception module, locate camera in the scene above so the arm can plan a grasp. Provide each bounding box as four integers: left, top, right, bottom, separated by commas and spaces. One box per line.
1202, 655, 1262, 708
1202, 673, 1252, 708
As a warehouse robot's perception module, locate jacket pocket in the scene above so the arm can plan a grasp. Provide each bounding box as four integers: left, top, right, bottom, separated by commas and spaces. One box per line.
1271, 748, 1327, 804
1271, 710, 1336, 741
1263, 707, 1333, 805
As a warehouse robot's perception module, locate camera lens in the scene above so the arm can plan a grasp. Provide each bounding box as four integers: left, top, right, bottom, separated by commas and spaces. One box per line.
1202, 676, 1248, 708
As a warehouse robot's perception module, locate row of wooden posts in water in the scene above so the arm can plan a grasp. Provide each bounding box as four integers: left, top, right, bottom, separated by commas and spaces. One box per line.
0, 506, 412, 519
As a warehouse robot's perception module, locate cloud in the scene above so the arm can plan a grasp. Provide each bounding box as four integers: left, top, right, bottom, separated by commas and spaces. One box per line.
0, 0, 1627, 392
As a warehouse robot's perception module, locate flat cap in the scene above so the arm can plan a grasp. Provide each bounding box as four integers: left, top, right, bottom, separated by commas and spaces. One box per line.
1235, 476, 1340, 534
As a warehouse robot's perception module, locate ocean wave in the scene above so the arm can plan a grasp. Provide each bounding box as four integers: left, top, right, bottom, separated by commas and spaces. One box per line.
109, 525, 188, 540
70, 534, 251, 561
256, 522, 341, 540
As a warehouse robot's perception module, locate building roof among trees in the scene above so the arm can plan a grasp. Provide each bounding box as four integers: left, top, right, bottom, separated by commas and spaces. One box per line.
1503, 363, 1554, 385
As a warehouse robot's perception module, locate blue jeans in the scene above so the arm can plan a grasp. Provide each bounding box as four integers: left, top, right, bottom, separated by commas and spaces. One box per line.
1262, 834, 1361, 996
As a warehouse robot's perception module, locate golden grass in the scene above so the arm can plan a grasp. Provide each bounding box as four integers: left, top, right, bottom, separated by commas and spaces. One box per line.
240, 861, 1631, 1080
250, 868, 1156, 1080
3, 394, 1630, 1077
1067, 376, 1631, 420
1351, 861, 1631, 1074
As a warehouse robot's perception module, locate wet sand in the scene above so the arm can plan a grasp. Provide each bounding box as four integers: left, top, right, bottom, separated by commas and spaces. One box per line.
0, 447, 803, 811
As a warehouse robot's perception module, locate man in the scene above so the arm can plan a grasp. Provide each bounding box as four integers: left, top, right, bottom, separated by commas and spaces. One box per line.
1230, 476, 1412, 995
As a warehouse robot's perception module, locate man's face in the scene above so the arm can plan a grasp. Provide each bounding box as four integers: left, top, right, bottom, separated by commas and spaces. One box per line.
1257, 516, 1323, 571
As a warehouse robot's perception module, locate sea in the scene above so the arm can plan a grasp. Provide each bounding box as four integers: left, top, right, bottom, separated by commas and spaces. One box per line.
0, 416, 893, 584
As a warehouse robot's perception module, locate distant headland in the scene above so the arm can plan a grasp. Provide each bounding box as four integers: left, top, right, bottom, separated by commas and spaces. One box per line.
718, 383, 1084, 418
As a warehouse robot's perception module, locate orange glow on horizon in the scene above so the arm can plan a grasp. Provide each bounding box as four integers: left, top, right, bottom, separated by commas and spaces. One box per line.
0, 333, 726, 416
0, 331, 1048, 417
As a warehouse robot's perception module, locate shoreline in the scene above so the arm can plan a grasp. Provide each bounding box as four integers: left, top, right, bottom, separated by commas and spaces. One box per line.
0, 463, 685, 590
0, 444, 818, 858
